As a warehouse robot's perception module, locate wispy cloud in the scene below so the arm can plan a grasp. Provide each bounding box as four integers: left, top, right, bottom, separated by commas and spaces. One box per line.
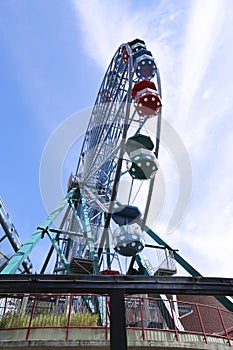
72, 0, 233, 278
176, 0, 225, 123
72, 0, 184, 70
72, 0, 140, 68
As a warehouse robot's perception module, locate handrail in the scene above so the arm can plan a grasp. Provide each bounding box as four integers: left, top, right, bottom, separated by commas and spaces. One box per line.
0, 293, 232, 346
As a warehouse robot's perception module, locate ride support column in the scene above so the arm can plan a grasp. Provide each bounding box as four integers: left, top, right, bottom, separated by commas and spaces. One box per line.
109, 289, 127, 350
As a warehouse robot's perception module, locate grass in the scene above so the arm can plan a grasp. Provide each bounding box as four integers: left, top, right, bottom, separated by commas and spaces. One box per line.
0, 312, 99, 329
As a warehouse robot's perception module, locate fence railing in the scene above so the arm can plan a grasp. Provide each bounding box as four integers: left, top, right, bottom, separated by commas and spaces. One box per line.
0, 293, 232, 346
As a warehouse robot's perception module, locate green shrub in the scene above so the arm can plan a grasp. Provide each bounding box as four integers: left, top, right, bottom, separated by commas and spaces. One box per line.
0, 313, 31, 328
0, 312, 99, 329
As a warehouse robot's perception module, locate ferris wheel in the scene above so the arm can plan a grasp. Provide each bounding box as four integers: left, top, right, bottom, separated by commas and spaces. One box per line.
1, 38, 232, 312
0, 38, 172, 278
56, 38, 166, 275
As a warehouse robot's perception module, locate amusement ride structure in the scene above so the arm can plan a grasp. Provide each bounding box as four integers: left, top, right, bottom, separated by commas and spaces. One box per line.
1, 38, 169, 278
0, 39, 232, 349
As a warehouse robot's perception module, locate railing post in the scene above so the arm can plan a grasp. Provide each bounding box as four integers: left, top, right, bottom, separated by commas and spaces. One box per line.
168, 299, 179, 341
139, 297, 145, 341
66, 294, 73, 341
26, 295, 37, 341
218, 308, 231, 347
195, 304, 207, 344
105, 295, 109, 340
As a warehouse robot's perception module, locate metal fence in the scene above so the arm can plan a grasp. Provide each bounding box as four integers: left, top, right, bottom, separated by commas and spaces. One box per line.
0, 293, 232, 346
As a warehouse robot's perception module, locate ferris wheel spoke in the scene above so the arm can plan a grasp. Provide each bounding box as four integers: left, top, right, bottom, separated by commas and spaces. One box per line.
140, 176, 155, 231
98, 95, 133, 257
83, 120, 123, 181
84, 186, 109, 212
84, 145, 121, 184
82, 104, 129, 182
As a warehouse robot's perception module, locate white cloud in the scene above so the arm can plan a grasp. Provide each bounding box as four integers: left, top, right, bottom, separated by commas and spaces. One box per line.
72, 0, 140, 68
176, 0, 225, 123
72, 0, 183, 71
72, 0, 233, 278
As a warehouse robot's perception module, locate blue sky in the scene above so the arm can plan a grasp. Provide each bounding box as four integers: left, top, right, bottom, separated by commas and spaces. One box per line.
0, 0, 233, 277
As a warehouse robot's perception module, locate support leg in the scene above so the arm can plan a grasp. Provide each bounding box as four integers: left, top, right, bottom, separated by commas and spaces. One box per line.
109, 289, 127, 350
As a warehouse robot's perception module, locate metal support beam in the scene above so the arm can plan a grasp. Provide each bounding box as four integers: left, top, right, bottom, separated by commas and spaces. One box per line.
137, 221, 202, 276
139, 221, 233, 310
0, 197, 33, 273
0, 275, 232, 297
0, 187, 79, 274
110, 289, 127, 350
79, 190, 95, 258
46, 232, 73, 274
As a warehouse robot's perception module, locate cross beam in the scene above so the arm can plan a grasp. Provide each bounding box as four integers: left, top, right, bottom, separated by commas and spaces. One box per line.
0, 275, 232, 296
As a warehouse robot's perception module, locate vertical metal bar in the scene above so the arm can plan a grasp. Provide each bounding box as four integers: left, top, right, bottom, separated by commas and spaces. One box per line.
217, 308, 231, 346
195, 304, 207, 344
20, 295, 29, 315
3, 297, 8, 315
40, 243, 55, 274
106, 233, 111, 269
105, 296, 109, 340
109, 289, 127, 350
168, 299, 179, 341
79, 191, 95, 258
139, 297, 145, 341
141, 177, 155, 231
66, 294, 73, 341
26, 295, 37, 341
